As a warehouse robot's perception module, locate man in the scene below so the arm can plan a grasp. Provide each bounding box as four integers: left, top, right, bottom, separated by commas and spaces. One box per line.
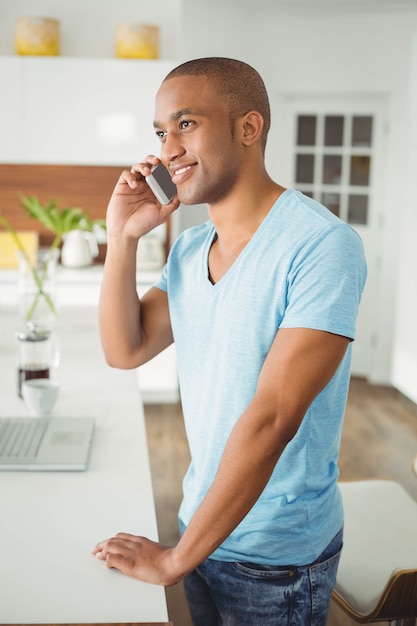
92, 57, 367, 625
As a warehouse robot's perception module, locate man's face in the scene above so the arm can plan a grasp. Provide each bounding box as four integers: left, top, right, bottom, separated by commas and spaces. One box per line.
154, 75, 243, 206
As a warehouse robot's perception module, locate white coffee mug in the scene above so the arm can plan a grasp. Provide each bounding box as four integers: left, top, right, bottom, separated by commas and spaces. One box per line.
22, 378, 60, 416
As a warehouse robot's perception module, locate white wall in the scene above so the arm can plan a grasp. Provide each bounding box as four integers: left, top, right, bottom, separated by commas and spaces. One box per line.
391, 33, 417, 404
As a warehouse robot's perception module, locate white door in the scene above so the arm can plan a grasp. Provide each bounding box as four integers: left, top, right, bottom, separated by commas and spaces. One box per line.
268, 95, 389, 378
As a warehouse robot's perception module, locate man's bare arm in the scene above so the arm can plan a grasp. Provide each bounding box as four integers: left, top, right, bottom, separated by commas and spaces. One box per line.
98, 159, 179, 369
99, 252, 173, 369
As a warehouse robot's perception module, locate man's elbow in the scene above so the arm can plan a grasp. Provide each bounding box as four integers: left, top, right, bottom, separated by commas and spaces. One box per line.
268, 403, 306, 449
101, 347, 141, 370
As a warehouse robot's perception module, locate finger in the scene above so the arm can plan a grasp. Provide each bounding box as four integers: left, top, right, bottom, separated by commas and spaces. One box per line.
105, 551, 135, 575
91, 542, 112, 559
130, 156, 160, 179
91, 540, 107, 555
92, 534, 140, 559
158, 196, 181, 221
91, 537, 125, 557
119, 169, 144, 190
136, 155, 160, 168
166, 194, 180, 209
117, 161, 152, 190
115, 532, 144, 541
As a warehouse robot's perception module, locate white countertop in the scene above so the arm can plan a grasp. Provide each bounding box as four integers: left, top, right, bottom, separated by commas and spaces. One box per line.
0, 307, 169, 623
0, 264, 163, 307
0, 264, 162, 283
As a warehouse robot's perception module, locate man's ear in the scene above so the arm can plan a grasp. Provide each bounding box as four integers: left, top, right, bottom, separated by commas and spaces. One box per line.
240, 111, 264, 146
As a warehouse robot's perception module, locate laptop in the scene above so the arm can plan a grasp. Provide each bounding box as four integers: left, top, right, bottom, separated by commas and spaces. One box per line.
0, 416, 95, 471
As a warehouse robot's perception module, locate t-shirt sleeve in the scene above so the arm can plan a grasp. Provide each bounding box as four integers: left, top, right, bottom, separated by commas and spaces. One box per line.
154, 262, 168, 293
280, 224, 367, 340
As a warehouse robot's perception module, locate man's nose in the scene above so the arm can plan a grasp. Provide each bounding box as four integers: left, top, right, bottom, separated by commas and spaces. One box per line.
161, 132, 185, 165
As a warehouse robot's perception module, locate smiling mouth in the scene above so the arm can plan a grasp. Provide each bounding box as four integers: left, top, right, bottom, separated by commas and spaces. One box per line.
171, 163, 195, 183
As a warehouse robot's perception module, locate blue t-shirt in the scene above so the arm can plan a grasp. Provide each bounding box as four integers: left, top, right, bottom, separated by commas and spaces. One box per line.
155, 189, 367, 565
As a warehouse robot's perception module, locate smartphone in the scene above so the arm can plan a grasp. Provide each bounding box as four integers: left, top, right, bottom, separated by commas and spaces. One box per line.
145, 163, 177, 205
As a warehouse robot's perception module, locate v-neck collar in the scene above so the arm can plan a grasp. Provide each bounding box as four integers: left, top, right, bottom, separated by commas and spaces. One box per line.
202, 192, 288, 290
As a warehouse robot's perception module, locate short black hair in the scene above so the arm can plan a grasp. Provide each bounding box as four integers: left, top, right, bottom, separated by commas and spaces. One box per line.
163, 57, 271, 152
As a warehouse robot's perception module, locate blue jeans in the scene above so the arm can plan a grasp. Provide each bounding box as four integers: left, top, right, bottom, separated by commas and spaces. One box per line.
184, 529, 343, 626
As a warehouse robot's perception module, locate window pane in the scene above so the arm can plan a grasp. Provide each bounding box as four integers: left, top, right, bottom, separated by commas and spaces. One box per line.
325, 116, 344, 146
297, 116, 316, 146
351, 116, 373, 147
323, 154, 342, 184
296, 154, 315, 183
322, 192, 341, 217
350, 155, 370, 186
348, 195, 368, 224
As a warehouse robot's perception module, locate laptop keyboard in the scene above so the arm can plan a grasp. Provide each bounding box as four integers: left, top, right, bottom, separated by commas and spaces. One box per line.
0, 418, 47, 459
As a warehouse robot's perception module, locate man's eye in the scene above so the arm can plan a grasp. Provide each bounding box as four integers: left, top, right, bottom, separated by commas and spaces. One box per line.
180, 120, 194, 130
156, 130, 167, 140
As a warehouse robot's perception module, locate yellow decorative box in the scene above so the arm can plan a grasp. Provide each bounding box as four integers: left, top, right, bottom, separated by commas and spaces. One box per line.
115, 23, 159, 59
15, 17, 60, 56
0, 232, 38, 269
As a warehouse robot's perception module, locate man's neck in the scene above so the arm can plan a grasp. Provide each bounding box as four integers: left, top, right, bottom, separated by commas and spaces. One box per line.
207, 178, 285, 247
206, 179, 286, 284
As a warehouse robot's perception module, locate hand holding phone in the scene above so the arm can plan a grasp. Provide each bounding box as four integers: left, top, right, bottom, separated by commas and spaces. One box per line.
145, 163, 177, 205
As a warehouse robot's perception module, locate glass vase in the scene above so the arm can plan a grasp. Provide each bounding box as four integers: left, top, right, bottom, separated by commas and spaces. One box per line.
17, 247, 60, 329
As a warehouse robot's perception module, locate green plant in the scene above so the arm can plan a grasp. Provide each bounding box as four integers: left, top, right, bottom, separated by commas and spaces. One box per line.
0, 195, 106, 322
19, 195, 106, 245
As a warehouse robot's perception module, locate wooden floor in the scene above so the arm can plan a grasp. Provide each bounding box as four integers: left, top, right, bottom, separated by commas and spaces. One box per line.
144, 377, 417, 626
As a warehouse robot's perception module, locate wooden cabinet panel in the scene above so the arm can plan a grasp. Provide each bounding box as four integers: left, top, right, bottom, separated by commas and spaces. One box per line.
0, 163, 170, 255
0, 163, 121, 243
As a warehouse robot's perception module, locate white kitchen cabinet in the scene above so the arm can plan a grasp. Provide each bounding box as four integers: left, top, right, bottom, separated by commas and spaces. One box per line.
0, 57, 23, 163
0, 56, 176, 165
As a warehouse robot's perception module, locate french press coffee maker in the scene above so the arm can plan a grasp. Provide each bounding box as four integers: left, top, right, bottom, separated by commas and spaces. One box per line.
16, 323, 55, 398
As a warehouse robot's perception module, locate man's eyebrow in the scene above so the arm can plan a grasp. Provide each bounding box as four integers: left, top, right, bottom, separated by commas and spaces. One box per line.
153, 108, 204, 128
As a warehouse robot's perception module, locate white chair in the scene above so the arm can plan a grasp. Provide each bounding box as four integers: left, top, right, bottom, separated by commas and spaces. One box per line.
332, 479, 417, 625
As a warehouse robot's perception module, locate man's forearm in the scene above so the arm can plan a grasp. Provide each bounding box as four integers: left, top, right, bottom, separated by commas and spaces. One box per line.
169, 399, 291, 581
99, 235, 144, 368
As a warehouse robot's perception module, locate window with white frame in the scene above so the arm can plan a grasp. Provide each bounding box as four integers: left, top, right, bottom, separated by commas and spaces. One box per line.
294, 114, 374, 225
